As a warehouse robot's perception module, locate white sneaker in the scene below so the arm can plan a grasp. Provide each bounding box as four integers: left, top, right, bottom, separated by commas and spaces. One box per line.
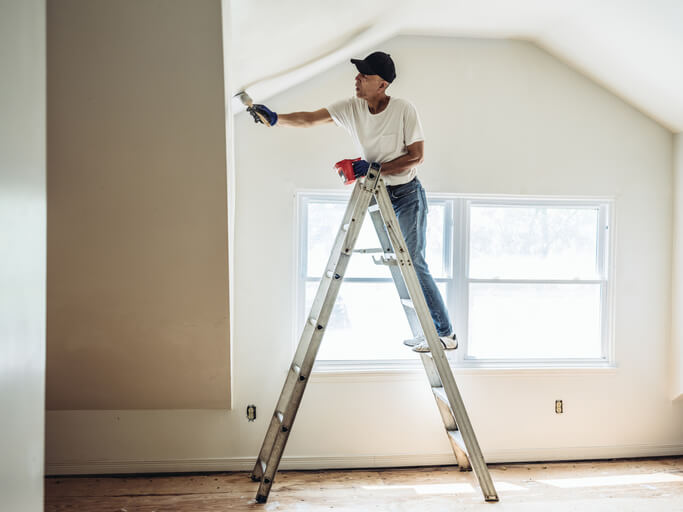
412, 333, 458, 353
403, 336, 423, 348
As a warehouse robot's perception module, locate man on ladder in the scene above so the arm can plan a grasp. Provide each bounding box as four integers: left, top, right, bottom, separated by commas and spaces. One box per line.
246, 51, 497, 505
248, 50, 458, 353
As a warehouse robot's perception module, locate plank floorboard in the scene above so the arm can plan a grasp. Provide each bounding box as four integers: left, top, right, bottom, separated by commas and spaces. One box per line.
46, 456, 683, 511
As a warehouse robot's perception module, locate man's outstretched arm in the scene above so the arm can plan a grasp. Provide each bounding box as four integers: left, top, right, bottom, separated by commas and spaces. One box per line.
249, 103, 333, 127
278, 108, 334, 127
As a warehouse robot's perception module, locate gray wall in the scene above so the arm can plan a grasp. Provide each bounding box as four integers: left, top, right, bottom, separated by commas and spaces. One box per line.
46, 0, 231, 410
0, 0, 46, 508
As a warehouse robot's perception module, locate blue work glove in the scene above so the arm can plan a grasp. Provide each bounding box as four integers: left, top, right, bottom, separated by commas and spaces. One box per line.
352, 159, 372, 178
248, 104, 278, 126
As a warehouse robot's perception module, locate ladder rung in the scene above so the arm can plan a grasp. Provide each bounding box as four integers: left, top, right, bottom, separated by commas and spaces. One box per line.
326, 270, 341, 279
353, 248, 383, 253
401, 298, 415, 309
372, 255, 397, 266
432, 386, 448, 406
447, 430, 469, 457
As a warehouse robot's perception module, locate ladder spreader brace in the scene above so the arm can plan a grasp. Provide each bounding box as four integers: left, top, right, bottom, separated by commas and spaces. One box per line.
249, 168, 499, 504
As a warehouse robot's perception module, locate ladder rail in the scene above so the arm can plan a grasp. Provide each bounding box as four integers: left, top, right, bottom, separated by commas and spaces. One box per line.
251, 179, 365, 484
251, 170, 383, 502
373, 181, 499, 502
291, 179, 366, 368
249, 185, 362, 482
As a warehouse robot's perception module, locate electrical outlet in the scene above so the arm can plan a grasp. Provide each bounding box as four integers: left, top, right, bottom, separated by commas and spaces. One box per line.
555, 400, 563, 414
247, 404, 256, 421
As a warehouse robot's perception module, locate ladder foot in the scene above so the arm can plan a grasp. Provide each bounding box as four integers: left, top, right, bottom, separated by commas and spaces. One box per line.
256, 494, 268, 503
485, 495, 500, 502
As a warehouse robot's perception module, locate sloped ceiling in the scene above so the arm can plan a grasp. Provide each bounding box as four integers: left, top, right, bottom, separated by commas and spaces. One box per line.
232, 0, 683, 133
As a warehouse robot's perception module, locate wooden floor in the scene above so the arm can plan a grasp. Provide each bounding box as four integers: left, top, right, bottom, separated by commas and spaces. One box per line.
46, 457, 683, 511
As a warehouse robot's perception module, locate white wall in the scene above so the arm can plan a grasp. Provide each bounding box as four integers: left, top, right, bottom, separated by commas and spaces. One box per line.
46, 36, 683, 475
673, 133, 683, 400
0, 0, 46, 507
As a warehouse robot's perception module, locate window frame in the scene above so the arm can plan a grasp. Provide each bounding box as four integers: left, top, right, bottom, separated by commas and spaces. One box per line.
457, 196, 615, 368
295, 190, 616, 373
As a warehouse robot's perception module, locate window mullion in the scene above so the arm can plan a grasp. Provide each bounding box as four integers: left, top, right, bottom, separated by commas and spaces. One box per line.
454, 198, 469, 362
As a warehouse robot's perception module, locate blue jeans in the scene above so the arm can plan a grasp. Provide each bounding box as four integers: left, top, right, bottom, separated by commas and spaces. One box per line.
386, 178, 453, 336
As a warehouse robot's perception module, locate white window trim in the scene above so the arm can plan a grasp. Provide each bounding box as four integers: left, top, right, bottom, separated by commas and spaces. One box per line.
294, 190, 617, 376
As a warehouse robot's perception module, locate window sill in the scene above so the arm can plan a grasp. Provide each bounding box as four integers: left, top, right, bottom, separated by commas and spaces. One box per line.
310, 359, 617, 382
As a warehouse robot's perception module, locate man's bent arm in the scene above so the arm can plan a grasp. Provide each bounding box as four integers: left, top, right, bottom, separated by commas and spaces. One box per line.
278, 108, 333, 127
380, 141, 424, 175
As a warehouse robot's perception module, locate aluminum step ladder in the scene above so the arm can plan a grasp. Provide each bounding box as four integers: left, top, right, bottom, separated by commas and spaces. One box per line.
250, 168, 499, 504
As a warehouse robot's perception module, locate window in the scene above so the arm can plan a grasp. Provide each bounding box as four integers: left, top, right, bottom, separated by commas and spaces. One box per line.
296, 192, 613, 368
464, 200, 611, 362
297, 193, 451, 362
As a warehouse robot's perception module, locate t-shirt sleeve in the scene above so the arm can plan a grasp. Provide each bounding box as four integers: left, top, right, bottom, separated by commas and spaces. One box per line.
403, 101, 425, 146
326, 98, 355, 132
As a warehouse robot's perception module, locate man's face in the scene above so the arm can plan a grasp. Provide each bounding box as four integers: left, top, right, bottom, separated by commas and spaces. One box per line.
355, 72, 387, 99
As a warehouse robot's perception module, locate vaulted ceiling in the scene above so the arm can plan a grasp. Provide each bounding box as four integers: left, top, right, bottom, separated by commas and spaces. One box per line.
232, 0, 683, 133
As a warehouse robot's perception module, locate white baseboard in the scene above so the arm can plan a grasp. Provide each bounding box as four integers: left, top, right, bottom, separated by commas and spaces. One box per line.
45, 443, 683, 476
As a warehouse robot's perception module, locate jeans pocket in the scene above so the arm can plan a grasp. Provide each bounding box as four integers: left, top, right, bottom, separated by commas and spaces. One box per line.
390, 180, 418, 200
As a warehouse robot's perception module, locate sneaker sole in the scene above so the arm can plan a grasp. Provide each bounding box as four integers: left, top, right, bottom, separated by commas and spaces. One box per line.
412, 339, 458, 352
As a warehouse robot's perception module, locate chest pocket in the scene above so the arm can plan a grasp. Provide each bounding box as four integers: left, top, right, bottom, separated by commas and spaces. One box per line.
379, 133, 398, 154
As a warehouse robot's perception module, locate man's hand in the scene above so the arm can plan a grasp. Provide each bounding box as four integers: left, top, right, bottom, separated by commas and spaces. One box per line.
248, 104, 278, 126
335, 159, 380, 185
352, 159, 371, 178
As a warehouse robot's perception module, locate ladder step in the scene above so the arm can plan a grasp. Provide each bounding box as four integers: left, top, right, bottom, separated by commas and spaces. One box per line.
432, 386, 448, 407
446, 429, 476, 474
372, 255, 397, 266
325, 270, 341, 279
353, 248, 383, 253
447, 430, 470, 460
401, 298, 415, 309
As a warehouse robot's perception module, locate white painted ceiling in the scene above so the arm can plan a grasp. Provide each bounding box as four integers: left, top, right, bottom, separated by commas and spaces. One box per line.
232, 0, 683, 132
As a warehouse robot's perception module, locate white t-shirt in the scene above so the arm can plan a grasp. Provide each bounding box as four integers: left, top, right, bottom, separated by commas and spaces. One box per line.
326, 96, 424, 186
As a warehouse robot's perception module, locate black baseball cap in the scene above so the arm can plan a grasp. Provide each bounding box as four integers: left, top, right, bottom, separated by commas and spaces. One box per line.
351, 51, 396, 83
